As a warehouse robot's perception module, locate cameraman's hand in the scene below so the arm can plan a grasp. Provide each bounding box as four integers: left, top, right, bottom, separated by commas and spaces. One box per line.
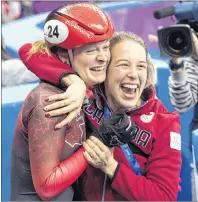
90, 110, 136, 148
148, 25, 163, 43
148, 34, 158, 43
192, 33, 198, 59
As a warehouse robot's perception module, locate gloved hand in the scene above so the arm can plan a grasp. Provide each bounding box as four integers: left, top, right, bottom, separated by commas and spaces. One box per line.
90, 110, 136, 147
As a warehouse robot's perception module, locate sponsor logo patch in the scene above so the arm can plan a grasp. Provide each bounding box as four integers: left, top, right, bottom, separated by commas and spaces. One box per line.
170, 132, 181, 151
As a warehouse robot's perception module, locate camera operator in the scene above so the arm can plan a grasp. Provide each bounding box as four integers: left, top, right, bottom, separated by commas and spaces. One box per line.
151, 1, 198, 127
169, 31, 198, 202
149, 28, 198, 202
168, 32, 198, 123
151, 2, 198, 200
149, 31, 198, 136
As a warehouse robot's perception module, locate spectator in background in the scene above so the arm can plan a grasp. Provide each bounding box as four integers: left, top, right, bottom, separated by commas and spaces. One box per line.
1, 1, 37, 87
21, 1, 34, 17
1, 38, 38, 87
2, 38, 12, 61
2, 1, 21, 24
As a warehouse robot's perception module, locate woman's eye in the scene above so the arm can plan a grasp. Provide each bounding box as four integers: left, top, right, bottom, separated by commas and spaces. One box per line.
120, 63, 129, 67
103, 46, 110, 50
117, 63, 129, 69
138, 65, 146, 69
86, 49, 96, 53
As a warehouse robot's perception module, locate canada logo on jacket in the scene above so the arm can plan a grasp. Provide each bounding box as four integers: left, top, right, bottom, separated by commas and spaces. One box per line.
140, 112, 155, 123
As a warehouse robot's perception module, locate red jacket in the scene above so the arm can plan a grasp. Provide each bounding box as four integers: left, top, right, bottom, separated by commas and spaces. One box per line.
81, 85, 182, 201
18, 43, 74, 85
19, 44, 182, 201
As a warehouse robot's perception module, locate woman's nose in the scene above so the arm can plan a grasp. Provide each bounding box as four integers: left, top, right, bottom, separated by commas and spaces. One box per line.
96, 51, 108, 62
127, 65, 138, 79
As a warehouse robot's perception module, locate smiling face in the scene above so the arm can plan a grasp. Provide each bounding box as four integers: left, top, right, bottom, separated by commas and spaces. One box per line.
105, 39, 148, 112
71, 40, 110, 87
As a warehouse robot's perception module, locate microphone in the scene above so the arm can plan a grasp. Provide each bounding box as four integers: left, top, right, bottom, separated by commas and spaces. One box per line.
154, 6, 175, 19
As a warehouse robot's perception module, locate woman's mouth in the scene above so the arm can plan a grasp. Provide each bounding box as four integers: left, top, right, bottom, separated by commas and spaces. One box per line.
90, 66, 105, 72
121, 84, 138, 98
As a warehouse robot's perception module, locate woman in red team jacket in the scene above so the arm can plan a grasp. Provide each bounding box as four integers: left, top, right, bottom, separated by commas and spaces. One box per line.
10, 2, 116, 201
19, 31, 182, 201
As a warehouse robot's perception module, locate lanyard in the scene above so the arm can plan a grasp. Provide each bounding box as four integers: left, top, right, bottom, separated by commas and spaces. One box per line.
120, 144, 143, 175
103, 106, 143, 175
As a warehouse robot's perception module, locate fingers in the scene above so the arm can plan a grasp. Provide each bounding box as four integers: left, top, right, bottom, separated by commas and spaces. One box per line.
44, 99, 73, 111
83, 144, 106, 167
148, 34, 158, 43
45, 92, 69, 102
89, 136, 109, 153
45, 102, 79, 117
87, 141, 108, 164
83, 139, 112, 168
192, 33, 198, 58
83, 151, 95, 165
148, 26, 163, 43
83, 141, 98, 160
158, 25, 163, 29
55, 108, 81, 129
171, 57, 183, 63
192, 33, 198, 45
85, 139, 104, 158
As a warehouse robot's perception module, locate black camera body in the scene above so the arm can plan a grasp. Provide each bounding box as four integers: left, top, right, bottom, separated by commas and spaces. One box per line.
154, 2, 198, 58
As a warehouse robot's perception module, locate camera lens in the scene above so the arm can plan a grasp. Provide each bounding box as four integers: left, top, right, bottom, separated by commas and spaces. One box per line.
162, 28, 191, 57
167, 31, 187, 52
158, 25, 194, 58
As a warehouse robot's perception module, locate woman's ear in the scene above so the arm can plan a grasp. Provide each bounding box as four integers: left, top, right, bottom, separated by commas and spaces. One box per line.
57, 49, 70, 65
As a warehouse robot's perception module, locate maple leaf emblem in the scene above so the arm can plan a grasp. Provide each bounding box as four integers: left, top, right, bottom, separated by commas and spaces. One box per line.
109, 135, 124, 146
29, 118, 64, 160
65, 114, 85, 147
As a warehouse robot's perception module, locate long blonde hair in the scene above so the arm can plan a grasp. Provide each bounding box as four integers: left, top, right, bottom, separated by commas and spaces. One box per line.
110, 31, 156, 89
28, 40, 52, 59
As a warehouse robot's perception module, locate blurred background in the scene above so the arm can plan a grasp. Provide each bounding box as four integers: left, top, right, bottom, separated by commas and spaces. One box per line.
1, 1, 195, 201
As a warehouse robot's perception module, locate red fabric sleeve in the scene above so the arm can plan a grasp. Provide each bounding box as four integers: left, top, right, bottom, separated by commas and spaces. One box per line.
18, 43, 74, 85
27, 89, 87, 200
111, 114, 182, 201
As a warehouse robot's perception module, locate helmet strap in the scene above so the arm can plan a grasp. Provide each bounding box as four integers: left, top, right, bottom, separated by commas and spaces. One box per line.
68, 49, 74, 68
